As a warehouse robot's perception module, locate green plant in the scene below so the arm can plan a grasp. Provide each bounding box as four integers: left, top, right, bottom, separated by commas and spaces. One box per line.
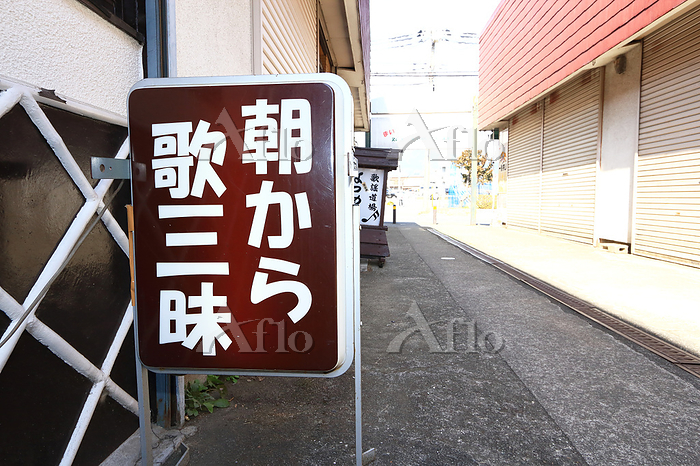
184, 375, 238, 418
204, 374, 239, 388
453, 149, 494, 186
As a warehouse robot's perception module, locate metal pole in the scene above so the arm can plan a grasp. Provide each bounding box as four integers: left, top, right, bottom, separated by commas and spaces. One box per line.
491, 155, 499, 225
136, 360, 154, 466
355, 306, 362, 466
424, 150, 431, 214
145, 0, 168, 78
139, 2, 171, 462
355, 205, 369, 466
470, 99, 478, 225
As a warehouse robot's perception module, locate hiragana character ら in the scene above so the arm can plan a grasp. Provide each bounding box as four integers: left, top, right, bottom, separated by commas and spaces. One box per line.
250, 257, 312, 324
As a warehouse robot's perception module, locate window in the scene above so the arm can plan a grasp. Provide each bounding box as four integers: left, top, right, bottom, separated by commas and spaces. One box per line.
76, 0, 146, 43
318, 26, 334, 73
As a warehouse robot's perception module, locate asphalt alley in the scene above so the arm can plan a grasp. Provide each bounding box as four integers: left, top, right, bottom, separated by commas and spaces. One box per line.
187, 223, 700, 465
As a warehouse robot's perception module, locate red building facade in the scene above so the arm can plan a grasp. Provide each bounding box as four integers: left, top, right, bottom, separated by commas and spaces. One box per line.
480, 0, 700, 267
480, 0, 687, 128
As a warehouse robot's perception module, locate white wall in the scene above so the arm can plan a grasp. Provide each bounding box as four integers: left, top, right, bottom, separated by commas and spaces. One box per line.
595, 45, 642, 244
174, 0, 253, 77
0, 0, 143, 118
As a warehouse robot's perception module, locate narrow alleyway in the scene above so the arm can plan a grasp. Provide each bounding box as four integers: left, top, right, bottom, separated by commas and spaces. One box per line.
186, 223, 700, 465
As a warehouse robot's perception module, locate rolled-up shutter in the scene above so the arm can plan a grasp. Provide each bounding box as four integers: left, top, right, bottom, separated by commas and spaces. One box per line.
262, 0, 316, 74
507, 103, 543, 231
636, 5, 700, 266
540, 69, 601, 243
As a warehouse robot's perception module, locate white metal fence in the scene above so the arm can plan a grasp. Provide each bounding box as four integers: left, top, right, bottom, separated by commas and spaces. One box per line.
0, 81, 138, 465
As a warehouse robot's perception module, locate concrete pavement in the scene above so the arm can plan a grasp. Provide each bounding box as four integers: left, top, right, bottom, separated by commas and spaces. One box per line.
406, 205, 700, 357
181, 222, 700, 465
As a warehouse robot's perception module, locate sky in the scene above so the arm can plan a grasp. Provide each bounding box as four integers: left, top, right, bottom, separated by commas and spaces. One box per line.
369, 0, 503, 115
368, 0, 503, 175
370, 0, 503, 42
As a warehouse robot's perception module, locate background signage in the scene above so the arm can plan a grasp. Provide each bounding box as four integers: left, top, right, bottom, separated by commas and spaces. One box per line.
354, 167, 385, 226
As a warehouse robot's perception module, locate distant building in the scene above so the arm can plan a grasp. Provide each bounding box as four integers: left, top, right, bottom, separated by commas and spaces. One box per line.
0, 0, 368, 463
480, 0, 700, 267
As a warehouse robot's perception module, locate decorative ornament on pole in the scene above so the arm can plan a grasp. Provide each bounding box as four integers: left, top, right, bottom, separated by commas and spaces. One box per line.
485, 133, 504, 220
485, 138, 504, 161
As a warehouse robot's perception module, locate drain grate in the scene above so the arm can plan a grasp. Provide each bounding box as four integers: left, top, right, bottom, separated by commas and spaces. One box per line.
427, 228, 700, 377
677, 364, 700, 378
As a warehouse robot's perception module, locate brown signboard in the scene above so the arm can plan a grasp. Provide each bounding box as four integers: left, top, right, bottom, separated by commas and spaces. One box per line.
127, 75, 355, 376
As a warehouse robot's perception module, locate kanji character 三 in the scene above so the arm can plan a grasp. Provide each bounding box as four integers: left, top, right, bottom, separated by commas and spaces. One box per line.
159, 282, 232, 356
251, 257, 312, 323
151, 120, 227, 199
246, 180, 312, 249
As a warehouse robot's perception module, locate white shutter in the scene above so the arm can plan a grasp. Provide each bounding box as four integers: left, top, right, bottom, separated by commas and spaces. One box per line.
507, 103, 543, 231
540, 69, 601, 243
636, 5, 700, 266
262, 0, 317, 75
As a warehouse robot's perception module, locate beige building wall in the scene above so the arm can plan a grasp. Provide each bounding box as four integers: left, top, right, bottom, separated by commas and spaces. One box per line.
595, 45, 642, 244
0, 0, 143, 118
174, 0, 254, 77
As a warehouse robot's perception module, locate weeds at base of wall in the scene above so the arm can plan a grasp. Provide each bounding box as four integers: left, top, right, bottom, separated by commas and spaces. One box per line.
185, 375, 240, 419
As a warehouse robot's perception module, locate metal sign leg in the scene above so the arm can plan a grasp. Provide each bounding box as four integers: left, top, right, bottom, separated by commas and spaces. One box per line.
356, 312, 376, 464
355, 316, 362, 466
136, 361, 154, 466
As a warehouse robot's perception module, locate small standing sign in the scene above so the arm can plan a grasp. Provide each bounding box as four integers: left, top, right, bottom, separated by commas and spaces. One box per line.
353, 147, 400, 266
128, 75, 356, 377
354, 168, 386, 226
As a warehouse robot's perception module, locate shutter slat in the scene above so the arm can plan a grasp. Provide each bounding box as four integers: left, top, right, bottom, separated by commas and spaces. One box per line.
636, 5, 700, 266
262, 0, 316, 75
540, 70, 600, 243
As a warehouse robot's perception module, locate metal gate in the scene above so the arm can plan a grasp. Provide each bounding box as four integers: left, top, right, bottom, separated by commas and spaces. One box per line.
541, 69, 602, 243
636, 5, 700, 266
507, 103, 543, 231
0, 81, 138, 465
262, 0, 317, 74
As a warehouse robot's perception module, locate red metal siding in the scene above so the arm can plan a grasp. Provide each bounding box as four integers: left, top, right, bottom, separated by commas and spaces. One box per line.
479, 0, 687, 128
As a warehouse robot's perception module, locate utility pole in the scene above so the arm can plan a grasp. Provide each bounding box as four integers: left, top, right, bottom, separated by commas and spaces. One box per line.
470, 98, 478, 225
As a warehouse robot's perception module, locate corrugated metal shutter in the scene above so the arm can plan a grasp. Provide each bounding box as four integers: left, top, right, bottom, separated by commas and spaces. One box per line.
540, 69, 601, 243
507, 103, 542, 231
262, 0, 317, 74
636, 5, 700, 266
